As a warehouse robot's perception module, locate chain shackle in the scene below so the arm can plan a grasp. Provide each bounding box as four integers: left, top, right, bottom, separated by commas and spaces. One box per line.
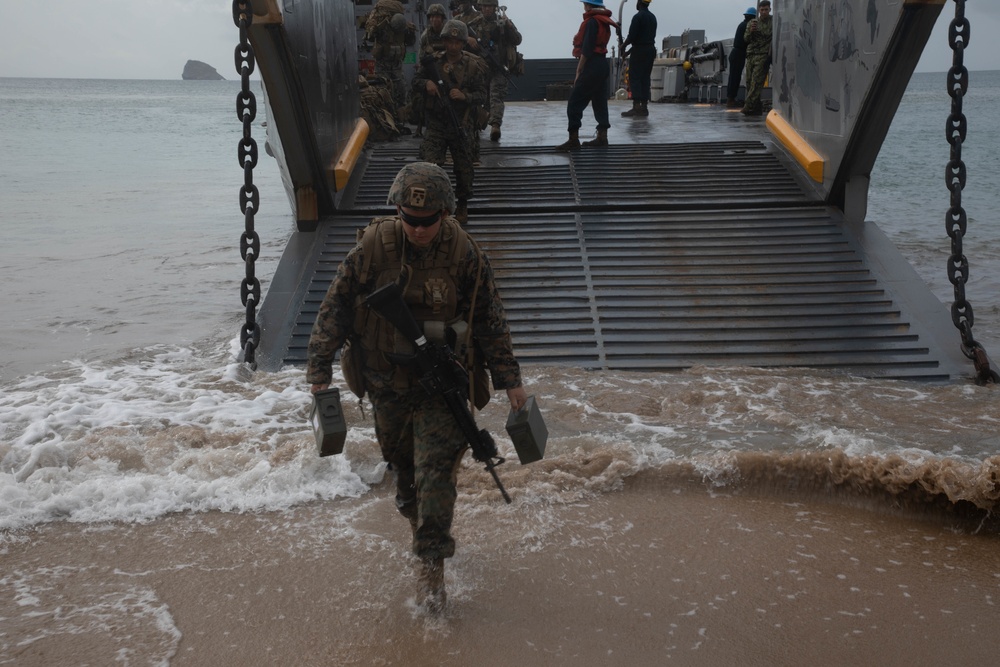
234, 1, 262, 371
943, 0, 996, 384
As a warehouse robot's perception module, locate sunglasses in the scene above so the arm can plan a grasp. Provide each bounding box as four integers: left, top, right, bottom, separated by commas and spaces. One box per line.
399, 208, 442, 228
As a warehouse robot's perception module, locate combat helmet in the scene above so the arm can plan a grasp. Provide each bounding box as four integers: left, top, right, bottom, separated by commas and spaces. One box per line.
744, 6, 757, 16
387, 162, 457, 213
427, 3, 447, 17
440, 19, 469, 42
389, 12, 407, 32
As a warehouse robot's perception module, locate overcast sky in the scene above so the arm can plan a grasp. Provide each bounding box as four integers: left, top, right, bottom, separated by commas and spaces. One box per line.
0, 0, 997, 80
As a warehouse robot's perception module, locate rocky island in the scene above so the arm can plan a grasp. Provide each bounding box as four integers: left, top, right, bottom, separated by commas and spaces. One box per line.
182, 60, 225, 81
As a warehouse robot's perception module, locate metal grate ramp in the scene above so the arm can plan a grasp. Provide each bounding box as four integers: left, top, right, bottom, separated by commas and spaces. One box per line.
260, 141, 967, 381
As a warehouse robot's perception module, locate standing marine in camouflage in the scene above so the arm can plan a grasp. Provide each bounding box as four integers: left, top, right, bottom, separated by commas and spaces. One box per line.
467, 0, 523, 142
411, 19, 488, 224
365, 0, 417, 122
307, 162, 528, 615
419, 4, 450, 59
452, 0, 482, 27
413, 4, 451, 137
741, 0, 772, 116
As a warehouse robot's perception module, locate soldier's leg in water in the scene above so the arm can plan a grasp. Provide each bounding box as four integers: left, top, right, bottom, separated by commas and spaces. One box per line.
411, 394, 467, 561
371, 390, 418, 535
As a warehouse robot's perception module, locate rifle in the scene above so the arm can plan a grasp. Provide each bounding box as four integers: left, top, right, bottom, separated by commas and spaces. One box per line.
476, 37, 517, 89
365, 277, 512, 504
419, 55, 476, 158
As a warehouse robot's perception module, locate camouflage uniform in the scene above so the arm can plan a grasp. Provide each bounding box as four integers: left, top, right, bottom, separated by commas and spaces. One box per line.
742, 11, 773, 115
366, 0, 416, 116
452, 3, 482, 27
418, 4, 448, 59
411, 21, 488, 208
467, 1, 522, 133
306, 163, 522, 562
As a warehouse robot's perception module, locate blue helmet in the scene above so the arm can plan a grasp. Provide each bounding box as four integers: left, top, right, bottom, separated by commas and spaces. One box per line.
581, 0, 606, 7
744, 6, 757, 16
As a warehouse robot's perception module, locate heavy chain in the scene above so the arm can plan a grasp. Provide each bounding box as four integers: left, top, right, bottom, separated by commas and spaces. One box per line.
944, 0, 998, 385
234, 1, 262, 370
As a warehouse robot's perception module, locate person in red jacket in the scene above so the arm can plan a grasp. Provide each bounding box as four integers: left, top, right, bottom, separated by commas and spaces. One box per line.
556, 0, 619, 150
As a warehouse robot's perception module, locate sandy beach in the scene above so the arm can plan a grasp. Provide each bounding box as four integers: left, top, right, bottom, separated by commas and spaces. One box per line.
4, 470, 999, 666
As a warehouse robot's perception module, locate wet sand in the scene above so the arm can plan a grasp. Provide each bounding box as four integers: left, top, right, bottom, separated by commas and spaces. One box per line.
4, 473, 998, 666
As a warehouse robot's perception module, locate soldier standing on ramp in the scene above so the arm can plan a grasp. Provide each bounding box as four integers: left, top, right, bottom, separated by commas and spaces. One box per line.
411, 19, 488, 224
741, 0, 773, 116
468, 0, 523, 142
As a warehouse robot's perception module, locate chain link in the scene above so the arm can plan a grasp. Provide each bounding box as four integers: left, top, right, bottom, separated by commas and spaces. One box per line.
234, 1, 262, 370
944, 0, 997, 384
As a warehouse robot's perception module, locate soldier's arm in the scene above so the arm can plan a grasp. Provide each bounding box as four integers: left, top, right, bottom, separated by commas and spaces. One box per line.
461, 243, 522, 390
463, 55, 489, 108
506, 19, 522, 46
306, 246, 364, 386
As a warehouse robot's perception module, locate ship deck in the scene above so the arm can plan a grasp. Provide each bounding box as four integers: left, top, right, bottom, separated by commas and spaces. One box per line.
255, 100, 970, 381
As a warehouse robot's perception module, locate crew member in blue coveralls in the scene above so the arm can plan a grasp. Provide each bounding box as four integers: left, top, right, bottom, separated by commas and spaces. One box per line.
726, 6, 756, 108
620, 0, 657, 118
556, 0, 620, 150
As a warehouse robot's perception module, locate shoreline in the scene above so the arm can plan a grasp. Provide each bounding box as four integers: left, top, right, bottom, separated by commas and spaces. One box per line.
4, 475, 999, 665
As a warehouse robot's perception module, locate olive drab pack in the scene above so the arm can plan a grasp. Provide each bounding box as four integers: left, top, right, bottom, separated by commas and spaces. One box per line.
365, 0, 415, 61
364, 0, 405, 40
353, 217, 492, 407
359, 77, 400, 142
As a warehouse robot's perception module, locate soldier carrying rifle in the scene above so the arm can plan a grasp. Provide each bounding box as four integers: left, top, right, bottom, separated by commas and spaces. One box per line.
466, 0, 523, 142
411, 19, 488, 224
307, 162, 528, 615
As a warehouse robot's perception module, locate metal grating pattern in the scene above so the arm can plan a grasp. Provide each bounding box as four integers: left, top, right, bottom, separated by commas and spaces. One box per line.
261, 142, 963, 381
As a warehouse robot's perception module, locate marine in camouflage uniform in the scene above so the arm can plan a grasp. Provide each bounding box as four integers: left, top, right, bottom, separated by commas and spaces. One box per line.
467, 0, 522, 141
418, 4, 449, 58
741, 0, 773, 116
452, 1, 482, 28
366, 0, 417, 119
307, 162, 528, 613
413, 4, 450, 136
411, 19, 488, 224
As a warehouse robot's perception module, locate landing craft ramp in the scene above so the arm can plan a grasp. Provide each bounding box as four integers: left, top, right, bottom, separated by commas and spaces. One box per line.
254, 103, 969, 381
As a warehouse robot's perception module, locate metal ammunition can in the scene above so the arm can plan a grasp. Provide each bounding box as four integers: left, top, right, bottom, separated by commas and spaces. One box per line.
311, 387, 348, 457
505, 395, 548, 464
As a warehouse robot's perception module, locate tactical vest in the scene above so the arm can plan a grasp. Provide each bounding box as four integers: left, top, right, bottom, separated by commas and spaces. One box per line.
354, 216, 477, 375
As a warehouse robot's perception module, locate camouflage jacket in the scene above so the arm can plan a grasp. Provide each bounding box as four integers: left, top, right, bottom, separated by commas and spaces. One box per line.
744, 16, 773, 59
418, 26, 445, 59
411, 51, 488, 128
306, 217, 522, 393
467, 14, 522, 71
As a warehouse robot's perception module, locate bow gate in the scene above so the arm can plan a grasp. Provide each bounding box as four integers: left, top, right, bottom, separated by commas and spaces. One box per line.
254, 130, 968, 381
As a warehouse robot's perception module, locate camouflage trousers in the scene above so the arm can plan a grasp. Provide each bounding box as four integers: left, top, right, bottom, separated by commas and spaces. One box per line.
487, 72, 509, 127
371, 387, 468, 560
743, 53, 770, 113
419, 121, 475, 202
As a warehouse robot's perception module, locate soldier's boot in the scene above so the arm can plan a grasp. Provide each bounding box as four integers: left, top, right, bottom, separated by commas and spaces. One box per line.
726, 97, 738, 109
621, 101, 640, 117
490, 123, 501, 142
455, 199, 469, 225
638, 101, 649, 117
555, 130, 580, 152
417, 557, 446, 614
582, 128, 608, 147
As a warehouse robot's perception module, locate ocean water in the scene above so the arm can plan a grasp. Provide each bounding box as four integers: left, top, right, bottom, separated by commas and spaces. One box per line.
1, 73, 998, 531
1, 74, 999, 664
